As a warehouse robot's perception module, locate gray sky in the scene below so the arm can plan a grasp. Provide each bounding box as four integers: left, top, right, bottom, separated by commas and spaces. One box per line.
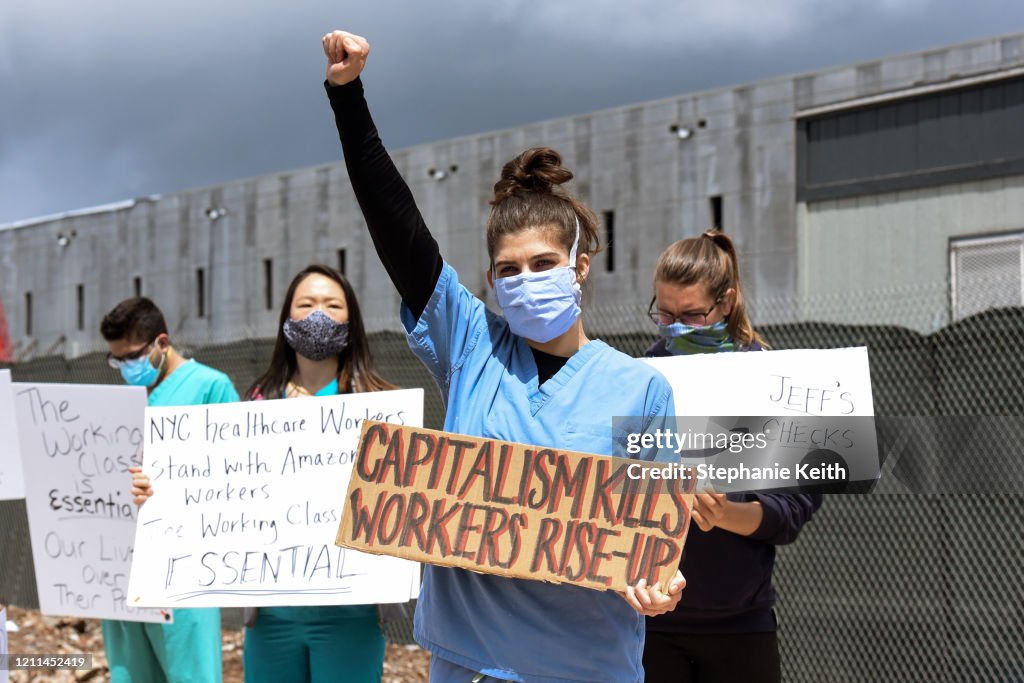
2, 0, 1023, 224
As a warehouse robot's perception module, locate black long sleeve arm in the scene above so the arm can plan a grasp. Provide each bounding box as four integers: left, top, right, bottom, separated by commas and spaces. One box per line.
326, 78, 443, 319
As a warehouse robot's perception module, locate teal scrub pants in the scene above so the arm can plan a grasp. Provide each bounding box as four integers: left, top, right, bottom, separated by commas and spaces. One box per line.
101, 608, 222, 683
243, 606, 385, 683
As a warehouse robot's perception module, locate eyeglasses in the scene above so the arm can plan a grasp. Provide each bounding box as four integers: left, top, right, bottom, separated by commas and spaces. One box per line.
107, 340, 156, 370
647, 296, 721, 327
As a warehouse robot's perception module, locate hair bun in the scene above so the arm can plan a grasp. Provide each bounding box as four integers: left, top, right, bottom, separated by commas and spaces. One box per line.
492, 147, 573, 204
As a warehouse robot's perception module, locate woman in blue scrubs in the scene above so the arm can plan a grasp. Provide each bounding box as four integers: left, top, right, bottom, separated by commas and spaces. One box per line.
642, 231, 822, 683
133, 265, 395, 682
322, 30, 685, 683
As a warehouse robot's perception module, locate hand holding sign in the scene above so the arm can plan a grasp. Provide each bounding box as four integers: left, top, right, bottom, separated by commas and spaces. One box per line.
128, 467, 153, 506
691, 493, 728, 532
622, 571, 686, 616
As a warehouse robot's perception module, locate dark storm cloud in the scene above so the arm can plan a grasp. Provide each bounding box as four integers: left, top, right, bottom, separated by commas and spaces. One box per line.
2, 0, 1023, 224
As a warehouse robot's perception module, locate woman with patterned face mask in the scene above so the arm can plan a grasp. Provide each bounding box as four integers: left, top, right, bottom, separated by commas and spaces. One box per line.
323, 29, 685, 683
131, 265, 396, 683
643, 230, 821, 683
242, 264, 396, 683
247, 264, 394, 401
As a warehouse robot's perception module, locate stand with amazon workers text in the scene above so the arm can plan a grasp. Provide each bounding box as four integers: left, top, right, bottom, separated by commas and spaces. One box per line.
127, 390, 424, 608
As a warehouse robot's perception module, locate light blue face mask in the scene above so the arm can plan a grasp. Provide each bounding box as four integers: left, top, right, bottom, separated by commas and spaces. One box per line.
494, 220, 582, 344
119, 350, 165, 387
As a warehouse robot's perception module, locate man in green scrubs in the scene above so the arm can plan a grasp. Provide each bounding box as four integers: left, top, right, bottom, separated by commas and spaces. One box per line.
100, 297, 239, 683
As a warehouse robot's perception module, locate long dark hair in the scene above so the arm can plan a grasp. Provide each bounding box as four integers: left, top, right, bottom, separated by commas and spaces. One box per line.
247, 264, 396, 399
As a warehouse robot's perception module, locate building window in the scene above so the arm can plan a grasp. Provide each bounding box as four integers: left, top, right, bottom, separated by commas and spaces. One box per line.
798, 74, 1024, 201
709, 196, 723, 231
602, 211, 615, 272
196, 268, 206, 318
133, 276, 142, 297
263, 258, 274, 310
25, 292, 32, 337
950, 231, 1024, 321
76, 284, 85, 331
338, 248, 347, 275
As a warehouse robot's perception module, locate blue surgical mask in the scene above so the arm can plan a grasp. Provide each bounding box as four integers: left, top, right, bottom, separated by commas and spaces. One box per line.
494, 221, 582, 343
120, 350, 165, 387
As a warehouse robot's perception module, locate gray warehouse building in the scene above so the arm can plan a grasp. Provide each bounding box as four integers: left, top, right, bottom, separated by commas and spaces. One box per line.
2, 32, 1024, 683
2, 32, 1023, 358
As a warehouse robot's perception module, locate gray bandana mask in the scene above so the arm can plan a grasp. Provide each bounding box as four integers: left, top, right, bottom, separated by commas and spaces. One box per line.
283, 310, 350, 361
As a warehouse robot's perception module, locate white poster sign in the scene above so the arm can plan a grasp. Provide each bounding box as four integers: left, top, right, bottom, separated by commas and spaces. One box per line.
0, 371, 25, 500
128, 389, 423, 608
0, 607, 8, 683
644, 347, 878, 490
13, 383, 166, 623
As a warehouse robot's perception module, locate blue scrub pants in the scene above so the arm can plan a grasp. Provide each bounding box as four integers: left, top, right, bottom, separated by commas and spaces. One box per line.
101, 608, 222, 683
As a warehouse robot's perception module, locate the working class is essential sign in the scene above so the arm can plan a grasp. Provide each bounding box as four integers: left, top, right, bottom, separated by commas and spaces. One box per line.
13, 383, 165, 623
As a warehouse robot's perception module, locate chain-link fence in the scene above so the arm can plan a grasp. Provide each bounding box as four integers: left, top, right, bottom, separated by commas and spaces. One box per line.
2, 290, 1023, 680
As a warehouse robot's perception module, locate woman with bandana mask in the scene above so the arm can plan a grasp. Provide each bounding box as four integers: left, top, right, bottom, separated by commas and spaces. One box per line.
645, 230, 766, 356
642, 230, 821, 683
131, 265, 395, 682
322, 30, 684, 683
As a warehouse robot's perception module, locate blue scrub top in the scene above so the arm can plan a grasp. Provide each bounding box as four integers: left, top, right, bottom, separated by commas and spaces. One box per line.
314, 378, 340, 397
148, 359, 239, 408
404, 262, 676, 683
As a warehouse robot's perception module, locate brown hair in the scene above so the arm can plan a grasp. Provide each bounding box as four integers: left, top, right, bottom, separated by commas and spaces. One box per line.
247, 264, 396, 399
100, 297, 168, 344
653, 230, 767, 349
487, 147, 601, 267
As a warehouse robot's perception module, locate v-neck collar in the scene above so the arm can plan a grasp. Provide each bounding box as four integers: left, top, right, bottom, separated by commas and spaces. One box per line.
517, 337, 607, 416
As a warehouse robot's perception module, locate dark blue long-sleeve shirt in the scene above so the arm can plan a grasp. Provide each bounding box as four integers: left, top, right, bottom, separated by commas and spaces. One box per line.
645, 339, 823, 633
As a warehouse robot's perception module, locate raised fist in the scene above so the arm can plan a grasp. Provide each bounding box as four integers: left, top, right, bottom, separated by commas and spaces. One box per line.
323, 30, 370, 87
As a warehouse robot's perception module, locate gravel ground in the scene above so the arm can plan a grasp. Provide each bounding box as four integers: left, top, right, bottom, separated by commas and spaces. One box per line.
3, 606, 430, 682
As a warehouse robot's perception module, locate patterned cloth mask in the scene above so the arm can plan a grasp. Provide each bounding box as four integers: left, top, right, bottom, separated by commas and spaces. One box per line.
283, 310, 350, 361
659, 319, 735, 354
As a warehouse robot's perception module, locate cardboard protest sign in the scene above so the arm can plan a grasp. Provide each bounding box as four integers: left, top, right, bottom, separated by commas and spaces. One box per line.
128, 390, 423, 608
337, 422, 695, 593
643, 346, 879, 491
13, 383, 166, 623
0, 371, 25, 500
